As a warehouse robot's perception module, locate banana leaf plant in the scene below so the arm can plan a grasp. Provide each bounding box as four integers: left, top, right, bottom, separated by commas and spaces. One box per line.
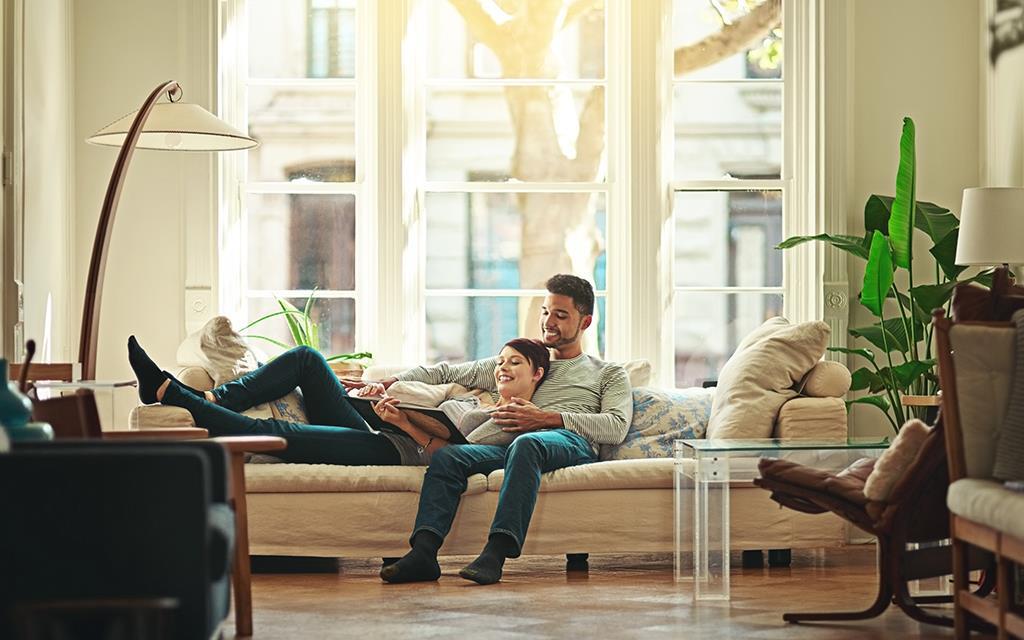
241, 289, 372, 365
778, 117, 989, 431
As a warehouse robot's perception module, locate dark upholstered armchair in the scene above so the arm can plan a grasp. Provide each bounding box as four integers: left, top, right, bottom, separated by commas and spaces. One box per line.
0, 440, 234, 640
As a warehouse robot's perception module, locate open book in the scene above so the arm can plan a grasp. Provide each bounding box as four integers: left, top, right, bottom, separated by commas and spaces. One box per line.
344, 395, 469, 445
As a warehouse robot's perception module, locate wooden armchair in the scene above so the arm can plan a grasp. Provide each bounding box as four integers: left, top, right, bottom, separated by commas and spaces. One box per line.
934, 311, 1024, 638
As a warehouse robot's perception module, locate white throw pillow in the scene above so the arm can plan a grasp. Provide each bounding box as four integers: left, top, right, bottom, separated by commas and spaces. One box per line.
863, 419, 931, 501
706, 317, 830, 439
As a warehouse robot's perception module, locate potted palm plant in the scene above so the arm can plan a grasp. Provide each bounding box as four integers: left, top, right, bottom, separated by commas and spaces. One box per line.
241, 289, 372, 377
778, 117, 990, 431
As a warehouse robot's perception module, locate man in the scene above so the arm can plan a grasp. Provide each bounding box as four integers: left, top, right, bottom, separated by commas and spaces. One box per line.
372, 274, 632, 585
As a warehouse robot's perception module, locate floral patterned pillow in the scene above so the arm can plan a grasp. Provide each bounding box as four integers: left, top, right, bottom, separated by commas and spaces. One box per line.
599, 386, 715, 461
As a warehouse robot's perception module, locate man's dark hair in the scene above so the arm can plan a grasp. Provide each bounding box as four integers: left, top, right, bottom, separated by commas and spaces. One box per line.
544, 274, 594, 316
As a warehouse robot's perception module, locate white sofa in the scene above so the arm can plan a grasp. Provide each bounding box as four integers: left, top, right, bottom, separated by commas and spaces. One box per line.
130, 360, 853, 559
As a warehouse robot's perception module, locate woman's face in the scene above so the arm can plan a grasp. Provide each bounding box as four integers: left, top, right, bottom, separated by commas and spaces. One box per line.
493, 346, 543, 398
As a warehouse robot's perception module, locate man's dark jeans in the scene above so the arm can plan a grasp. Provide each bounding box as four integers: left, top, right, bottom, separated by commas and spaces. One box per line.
412, 429, 596, 554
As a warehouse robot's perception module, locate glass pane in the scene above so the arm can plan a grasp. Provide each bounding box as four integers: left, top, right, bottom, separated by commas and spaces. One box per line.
246, 296, 356, 358
248, 86, 356, 182
426, 86, 605, 182
249, 0, 357, 79
673, 0, 782, 80
426, 295, 607, 364
246, 193, 356, 291
673, 83, 782, 180
424, 192, 607, 290
425, 0, 604, 79
673, 190, 782, 288
674, 291, 783, 388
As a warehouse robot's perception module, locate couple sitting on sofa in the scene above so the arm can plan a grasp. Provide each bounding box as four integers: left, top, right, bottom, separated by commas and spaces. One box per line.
127, 274, 633, 585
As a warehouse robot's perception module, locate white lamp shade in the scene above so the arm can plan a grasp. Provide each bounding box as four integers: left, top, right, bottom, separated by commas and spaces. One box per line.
955, 187, 1024, 266
87, 102, 257, 151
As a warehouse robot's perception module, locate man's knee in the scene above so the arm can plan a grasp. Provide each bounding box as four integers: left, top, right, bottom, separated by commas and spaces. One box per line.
506, 432, 547, 462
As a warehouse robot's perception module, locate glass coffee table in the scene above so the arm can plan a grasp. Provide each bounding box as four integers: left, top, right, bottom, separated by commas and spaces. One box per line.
674, 437, 889, 601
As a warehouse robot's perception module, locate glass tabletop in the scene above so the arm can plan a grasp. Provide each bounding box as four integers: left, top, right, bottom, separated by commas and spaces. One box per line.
674, 437, 890, 453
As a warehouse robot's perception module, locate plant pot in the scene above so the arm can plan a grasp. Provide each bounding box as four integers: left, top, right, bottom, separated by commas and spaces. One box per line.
901, 394, 941, 425
329, 361, 365, 379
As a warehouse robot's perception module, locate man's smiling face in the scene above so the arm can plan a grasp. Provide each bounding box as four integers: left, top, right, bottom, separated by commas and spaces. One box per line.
539, 293, 591, 351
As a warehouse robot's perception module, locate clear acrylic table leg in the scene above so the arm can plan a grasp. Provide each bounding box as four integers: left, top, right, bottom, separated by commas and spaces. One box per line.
674, 446, 694, 583
695, 453, 730, 601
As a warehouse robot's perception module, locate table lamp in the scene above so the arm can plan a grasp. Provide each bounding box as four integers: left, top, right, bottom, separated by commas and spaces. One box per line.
79, 80, 257, 380
956, 187, 1024, 272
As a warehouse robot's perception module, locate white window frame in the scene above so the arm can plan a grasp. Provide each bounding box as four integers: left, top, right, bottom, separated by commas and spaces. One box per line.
215, 0, 843, 381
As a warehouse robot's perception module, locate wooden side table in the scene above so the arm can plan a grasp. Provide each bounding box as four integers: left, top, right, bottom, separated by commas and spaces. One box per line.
211, 436, 287, 638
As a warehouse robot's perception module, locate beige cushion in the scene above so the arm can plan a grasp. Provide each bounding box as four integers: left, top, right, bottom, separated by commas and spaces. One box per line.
774, 397, 847, 440
949, 324, 1015, 478
130, 405, 196, 429
947, 478, 1024, 539
707, 318, 831, 439
800, 360, 851, 398
178, 366, 214, 391
863, 419, 930, 501
487, 458, 673, 493
245, 463, 488, 495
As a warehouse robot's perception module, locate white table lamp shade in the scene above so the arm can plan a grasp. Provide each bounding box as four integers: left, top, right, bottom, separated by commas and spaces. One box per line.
87, 102, 257, 151
955, 187, 1024, 266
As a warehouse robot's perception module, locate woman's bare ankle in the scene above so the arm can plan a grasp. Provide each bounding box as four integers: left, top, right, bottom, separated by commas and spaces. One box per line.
156, 379, 171, 402
204, 391, 217, 404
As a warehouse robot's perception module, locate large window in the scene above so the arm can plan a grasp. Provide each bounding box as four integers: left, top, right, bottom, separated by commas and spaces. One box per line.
422, 1, 608, 363
222, 0, 812, 386
236, 0, 360, 357
671, 0, 785, 387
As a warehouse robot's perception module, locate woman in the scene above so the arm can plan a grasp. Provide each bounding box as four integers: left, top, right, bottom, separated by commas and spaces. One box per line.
372, 338, 549, 452
126, 335, 548, 466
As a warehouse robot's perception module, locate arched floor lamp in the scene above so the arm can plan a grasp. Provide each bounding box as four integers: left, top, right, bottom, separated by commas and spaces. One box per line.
80, 80, 256, 380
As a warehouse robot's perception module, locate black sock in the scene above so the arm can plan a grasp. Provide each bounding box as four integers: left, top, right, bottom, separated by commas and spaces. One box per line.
380, 531, 443, 584
458, 533, 517, 585
127, 336, 168, 404
162, 370, 204, 399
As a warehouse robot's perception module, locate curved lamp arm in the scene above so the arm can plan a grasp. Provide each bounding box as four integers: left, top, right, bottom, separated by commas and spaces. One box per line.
78, 80, 180, 381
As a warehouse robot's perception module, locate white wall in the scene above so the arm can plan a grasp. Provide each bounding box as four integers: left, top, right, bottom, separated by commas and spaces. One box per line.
21, 0, 73, 363
73, 0, 214, 426
847, 0, 981, 436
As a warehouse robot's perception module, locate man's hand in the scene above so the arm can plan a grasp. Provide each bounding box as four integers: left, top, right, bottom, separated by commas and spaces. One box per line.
492, 397, 563, 433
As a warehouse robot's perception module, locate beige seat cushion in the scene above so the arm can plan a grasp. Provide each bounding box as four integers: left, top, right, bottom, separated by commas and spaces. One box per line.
487, 458, 673, 493
863, 419, 930, 501
774, 397, 847, 441
708, 318, 831, 439
245, 463, 489, 495
947, 478, 1024, 538
130, 405, 196, 429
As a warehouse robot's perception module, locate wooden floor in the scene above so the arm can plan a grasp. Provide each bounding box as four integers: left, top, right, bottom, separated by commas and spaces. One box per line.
230, 546, 982, 639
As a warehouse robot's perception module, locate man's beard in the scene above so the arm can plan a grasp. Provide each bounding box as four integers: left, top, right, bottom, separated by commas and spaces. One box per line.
542, 322, 582, 348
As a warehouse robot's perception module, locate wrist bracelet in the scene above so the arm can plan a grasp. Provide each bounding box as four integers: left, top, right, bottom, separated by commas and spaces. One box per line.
417, 436, 434, 454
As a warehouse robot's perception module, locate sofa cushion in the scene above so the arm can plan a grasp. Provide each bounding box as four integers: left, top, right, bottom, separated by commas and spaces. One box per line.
774, 397, 847, 441
599, 386, 714, 461
487, 458, 673, 492
947, 477, 1024, 538
130, 405, 196, 430
707, 318, 830, 439
799, 360, 851, 398
245, 463, 488, 495
863, 419, 930, 502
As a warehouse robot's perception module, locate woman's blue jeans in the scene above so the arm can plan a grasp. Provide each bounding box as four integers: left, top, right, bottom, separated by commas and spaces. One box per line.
411, 429, 596, 556
161, 345, 401, 465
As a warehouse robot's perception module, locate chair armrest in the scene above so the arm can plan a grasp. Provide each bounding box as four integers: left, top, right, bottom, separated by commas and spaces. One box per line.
774, 396, 847, 441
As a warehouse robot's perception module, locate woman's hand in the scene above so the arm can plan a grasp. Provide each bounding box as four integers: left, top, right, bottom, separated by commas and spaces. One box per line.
352, 382, 386, 398
492, 397, 562, 432
372, 396, 412, 431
